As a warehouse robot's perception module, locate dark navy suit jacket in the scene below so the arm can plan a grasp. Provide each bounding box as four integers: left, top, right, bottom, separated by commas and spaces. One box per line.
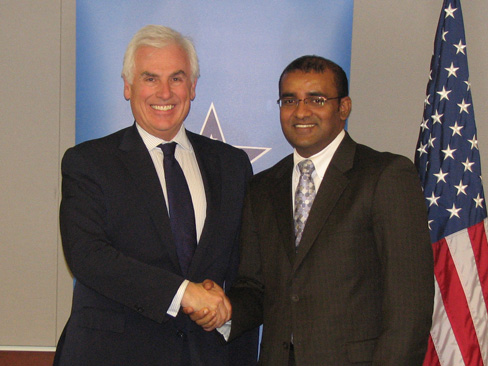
54, 124, 258, 365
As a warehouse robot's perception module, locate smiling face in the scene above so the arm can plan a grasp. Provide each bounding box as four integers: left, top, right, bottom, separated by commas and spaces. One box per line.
279, 70, 351, 158
123, 43, 197, 140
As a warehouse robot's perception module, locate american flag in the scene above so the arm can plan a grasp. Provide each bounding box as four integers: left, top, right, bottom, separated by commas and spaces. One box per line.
415, 0, 488, 365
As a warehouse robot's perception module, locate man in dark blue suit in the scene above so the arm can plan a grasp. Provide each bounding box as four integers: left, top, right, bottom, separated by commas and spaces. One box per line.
54, 25, 258, 365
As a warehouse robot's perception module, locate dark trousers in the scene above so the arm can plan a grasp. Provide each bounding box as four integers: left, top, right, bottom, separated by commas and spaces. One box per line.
288, 344, 296, 366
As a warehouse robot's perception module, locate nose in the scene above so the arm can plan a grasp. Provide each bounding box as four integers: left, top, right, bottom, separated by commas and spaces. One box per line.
294, 99, 313, 118
155, 80, 172, 99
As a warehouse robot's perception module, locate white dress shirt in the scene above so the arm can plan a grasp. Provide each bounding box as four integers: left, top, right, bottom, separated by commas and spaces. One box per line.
292, 129, 346, 211
136, 123, 206, 317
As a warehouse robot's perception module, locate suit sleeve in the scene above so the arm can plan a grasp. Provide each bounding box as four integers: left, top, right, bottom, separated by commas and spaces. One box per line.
60, 147, 184, 323
223, 149, 254, 290
227, 187, 265, 341
371, 156, 434, 365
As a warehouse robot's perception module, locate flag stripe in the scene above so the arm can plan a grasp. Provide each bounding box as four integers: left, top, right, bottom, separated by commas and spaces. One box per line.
445, 230, 484, 365
433, 237, 481, 365
423, 336, 441, 366
428, 278, 464, 365
476, 220, 488, 305
468, 220, 488, 362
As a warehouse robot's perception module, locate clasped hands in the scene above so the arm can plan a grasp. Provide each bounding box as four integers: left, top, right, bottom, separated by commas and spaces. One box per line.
181, 279, 231, 331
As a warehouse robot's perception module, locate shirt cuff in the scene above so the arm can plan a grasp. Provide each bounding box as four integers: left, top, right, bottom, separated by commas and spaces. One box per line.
216, 320, 232, 341
167, 279, 189, 317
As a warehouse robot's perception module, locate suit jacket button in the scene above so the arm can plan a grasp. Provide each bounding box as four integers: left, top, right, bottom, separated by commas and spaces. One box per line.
291, 294, 299, 302
176, 330, 185, 338
135, 305, 144, 313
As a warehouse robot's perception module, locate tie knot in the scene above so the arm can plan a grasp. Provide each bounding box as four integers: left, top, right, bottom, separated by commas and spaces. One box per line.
298, 159, 315, 176
159, 142, 177, 157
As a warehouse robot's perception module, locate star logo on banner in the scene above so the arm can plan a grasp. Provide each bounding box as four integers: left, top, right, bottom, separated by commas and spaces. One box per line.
199, 103, 271, 164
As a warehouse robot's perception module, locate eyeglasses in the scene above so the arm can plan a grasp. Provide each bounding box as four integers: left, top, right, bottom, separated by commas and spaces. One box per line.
276, 96, 342, 108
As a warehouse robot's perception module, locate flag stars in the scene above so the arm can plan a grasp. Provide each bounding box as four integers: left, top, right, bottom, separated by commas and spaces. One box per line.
420, 118, 429, 131
457, 99, 471, 113
473, 194, 484, 208
464, 80, 471, 91
434, 168, 448, 183
447, 203, 461, 219
442, 144, 456, 160
426, 192, 440, 207
428, 136, 436, 148
437, 86, 452, 101
445, 62, 459, 78
432, 110, 443, 124
449, 121, 463, 136
442, 30, 448, 41
424, 94, 431, 106
462, 158, 475, 172
417, 143, 428, 156
454, 180, 468, 196
454, 39, 467, 55
468, 135, 479, 150
444, 4, 457, 18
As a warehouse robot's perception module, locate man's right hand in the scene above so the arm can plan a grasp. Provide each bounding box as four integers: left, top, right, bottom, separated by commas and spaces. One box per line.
181, 280, 231, 331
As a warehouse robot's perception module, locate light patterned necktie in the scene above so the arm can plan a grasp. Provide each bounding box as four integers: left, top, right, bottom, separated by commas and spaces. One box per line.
294, 159, 316, 247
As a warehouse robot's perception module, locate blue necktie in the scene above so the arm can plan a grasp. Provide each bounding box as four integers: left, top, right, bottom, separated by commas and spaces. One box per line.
294, 159, 316, 247
160, 142, 197, 276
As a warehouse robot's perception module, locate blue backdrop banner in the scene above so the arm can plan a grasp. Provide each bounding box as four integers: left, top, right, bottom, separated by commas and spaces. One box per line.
77, 0, 354, 173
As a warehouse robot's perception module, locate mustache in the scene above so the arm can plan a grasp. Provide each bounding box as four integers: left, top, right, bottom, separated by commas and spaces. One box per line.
290, 116, 317, 124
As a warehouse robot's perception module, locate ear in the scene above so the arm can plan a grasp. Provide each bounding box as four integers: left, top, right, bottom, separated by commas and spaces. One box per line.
190, 78, 198, 101
339, 96, 352, 121
123, 78, 131, 101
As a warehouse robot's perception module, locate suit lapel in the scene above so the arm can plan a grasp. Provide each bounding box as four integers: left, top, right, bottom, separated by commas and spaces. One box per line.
185, 131, 222, 277
293, 134, 357, 272
117, 125, 181, 271
270, 156, 296, 265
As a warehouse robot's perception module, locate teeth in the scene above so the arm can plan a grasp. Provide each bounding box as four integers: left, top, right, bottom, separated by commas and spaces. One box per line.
151, 104, 174, 111
296, 124, 314, 128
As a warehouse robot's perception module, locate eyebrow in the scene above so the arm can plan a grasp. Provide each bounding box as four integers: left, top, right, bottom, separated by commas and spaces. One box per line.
139, 70, 188, 79
140, 71, 159, 79
170, 70, 188, 78
280, 91, 325, 98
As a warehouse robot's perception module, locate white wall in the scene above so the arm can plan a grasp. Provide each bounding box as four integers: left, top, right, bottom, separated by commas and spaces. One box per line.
0, 0, 486, 348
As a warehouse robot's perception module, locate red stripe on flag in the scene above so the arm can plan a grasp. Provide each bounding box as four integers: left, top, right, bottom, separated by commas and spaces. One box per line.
423, 335, 441, 366
433, 237, 482, 366
468, 220, 488, 309
432, 239, 483, 366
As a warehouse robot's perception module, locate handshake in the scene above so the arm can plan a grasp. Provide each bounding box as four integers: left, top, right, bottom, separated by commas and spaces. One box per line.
181, 279, 231, 331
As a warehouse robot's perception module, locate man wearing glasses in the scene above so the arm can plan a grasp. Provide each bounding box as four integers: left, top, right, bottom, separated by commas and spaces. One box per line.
187, 55, 434, 365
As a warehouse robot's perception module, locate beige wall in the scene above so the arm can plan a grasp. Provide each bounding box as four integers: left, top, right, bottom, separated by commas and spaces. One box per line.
349, 1, 488, 164
0, 0, 75, 349
0, 0, 487, 349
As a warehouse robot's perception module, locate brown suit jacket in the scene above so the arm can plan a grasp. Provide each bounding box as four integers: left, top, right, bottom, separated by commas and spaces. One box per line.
228, 133, 434, 365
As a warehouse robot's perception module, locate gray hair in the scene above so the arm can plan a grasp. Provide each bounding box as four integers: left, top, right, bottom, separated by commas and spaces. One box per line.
121, 25, 200, 84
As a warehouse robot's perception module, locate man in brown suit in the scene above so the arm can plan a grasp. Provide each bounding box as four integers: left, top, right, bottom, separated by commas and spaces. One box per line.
187, 55, 434, 365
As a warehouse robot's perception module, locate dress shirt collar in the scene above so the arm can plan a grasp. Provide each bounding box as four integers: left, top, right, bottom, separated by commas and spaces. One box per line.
293, 129, 345, 180
135, 123, 193, 153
